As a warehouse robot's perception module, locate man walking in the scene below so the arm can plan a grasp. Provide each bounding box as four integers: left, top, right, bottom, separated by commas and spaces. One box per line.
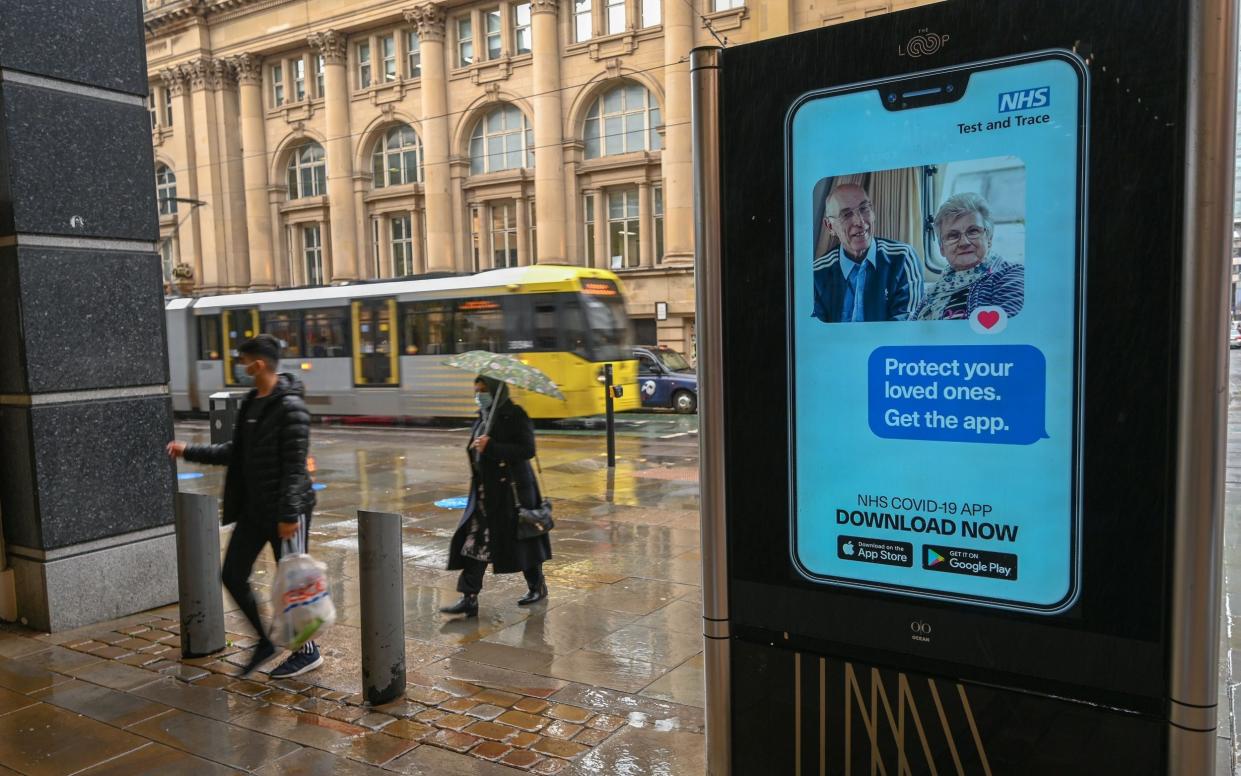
167, 334, 323, 678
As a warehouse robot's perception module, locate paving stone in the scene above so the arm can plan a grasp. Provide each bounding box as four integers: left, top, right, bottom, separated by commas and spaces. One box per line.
471, 740, 513, 761
208, 661, 244, 677
383, 719, 433, 741
0, 703, 148, 774
161, 664, 210, 682
424, 728, 481, 753
439, 697, 478, 713
433, 713, 475, 731
543, 720, 583, 740
509, 731, 541, 749
531, 758, 569, 774
75, 641, 110, 654
513, 697, 551, 715
501, 749, 546, 769
531, 737, 589, 759
88, 632, 128, 645
587, 713, 626, 732
145, 660, 179, 673
137, 644, 172, 655
229, 680, 272, 698
465, 720, 519, 741
371, 699, 426, 719
573, 728, 611, 746
70, 661, 161, 692
117, 653, 163, 667
118, 625, 152, 637
433, 678, 482, 698
356, 712, 396, 731
414, 708, 446, 723
334, 732, 417, 766
129, 709, 300, 770
406, 685, 451, 705
327, 704, 369, 723
92, 646, 136, 660
114, 638, 153, 651
545, 704, 593, 724
465, 703, 506, 721
496, 709, 549, 732
472, 689, 522, 707
193, 674, 236, 689
292, 696, 338, 714
33, 679, 170, 728
270, 679, 312, 694
262, 690, 304, 708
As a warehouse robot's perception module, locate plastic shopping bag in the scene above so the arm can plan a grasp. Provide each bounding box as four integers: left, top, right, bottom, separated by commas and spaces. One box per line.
270, 537, 336, 649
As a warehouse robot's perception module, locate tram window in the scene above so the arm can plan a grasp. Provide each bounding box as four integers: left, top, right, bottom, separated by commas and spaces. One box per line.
197, 316, 222, 360
303, 309, 350, 357
261, 311, 303, 358
533, 301, 559, 350
402, 302, 452, 355
581, 293, 631, 362
454, 298, 504, 353
560, 298, 591, 359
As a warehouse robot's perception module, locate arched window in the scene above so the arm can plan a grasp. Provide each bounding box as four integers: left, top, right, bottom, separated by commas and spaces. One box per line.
584, 83, 662, 160
286, 142, 326, 199
156, 165, 177, 215
372, 125, 423, 187
469, 104, 533, 175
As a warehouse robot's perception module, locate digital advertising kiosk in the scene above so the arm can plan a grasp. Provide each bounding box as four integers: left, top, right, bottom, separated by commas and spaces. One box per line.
691, 0, 1237, 772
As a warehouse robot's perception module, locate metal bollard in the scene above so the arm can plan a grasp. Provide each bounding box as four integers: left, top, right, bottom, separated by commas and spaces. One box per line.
175, 492, 226, 658
359, 510, 406, 706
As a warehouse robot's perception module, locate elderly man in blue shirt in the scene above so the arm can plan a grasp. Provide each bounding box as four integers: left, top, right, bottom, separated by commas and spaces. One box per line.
812, 183, 924, 323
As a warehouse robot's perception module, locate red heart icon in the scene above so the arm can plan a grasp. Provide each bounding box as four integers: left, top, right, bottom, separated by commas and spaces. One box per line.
977, 310, 1000, 330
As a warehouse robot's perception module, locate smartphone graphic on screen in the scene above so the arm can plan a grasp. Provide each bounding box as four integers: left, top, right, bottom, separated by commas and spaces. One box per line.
784, 51, 1087, 613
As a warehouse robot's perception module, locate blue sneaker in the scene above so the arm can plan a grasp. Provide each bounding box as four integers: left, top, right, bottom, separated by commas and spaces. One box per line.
268, 643, 323, 679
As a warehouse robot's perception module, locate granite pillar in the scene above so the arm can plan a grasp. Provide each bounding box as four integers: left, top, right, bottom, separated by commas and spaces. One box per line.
0, 0, 177, 631
407, 5, 455, 273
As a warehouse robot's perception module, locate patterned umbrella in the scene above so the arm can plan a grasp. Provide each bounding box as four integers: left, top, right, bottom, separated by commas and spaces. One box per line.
442, 351, 566, 401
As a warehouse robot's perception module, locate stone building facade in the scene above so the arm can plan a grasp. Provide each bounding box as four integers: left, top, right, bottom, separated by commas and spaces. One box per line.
144, 0, 935, 356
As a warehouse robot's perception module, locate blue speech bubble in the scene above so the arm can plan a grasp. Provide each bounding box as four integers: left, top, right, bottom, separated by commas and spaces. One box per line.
868, 344, 1049, 445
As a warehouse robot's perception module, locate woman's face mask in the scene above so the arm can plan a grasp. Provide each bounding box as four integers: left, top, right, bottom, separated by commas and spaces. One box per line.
475, 391, 493, 410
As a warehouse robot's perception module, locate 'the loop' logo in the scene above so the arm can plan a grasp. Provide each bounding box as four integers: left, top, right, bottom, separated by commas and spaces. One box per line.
899, 31, 949, 58
910, 620, 933, 642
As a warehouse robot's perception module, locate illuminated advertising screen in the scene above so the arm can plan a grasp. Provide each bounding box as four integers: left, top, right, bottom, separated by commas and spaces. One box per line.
787, 51, 1087, 612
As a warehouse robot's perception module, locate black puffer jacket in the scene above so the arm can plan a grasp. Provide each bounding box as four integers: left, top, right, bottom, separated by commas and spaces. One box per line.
184, 373, 315, 527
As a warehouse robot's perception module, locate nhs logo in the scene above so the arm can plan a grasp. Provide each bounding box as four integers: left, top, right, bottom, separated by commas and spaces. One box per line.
998, 87, 1050, 113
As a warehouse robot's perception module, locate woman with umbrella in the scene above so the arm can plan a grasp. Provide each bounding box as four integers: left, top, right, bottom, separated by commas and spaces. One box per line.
440, 365, 553, 617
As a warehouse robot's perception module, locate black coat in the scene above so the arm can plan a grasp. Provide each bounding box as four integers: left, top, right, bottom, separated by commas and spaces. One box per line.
447, 401, 552, 574
184, 373, 315, 527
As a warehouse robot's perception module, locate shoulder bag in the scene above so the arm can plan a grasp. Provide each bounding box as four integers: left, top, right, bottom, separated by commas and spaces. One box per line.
512, 456, 554, 540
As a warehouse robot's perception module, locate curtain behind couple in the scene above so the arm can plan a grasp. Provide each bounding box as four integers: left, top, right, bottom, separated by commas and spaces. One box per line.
813, 168, 924, 273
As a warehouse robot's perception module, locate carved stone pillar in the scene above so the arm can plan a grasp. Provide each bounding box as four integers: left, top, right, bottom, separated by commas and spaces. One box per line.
662, 0, 693, 264
232, 54, 274, 289
308, 30, 359, 282
181, 56, 227, 291
406, 5, 454, 272
638, 181, 653, 268
159, 66, 201, 285
531, 0, 566, 262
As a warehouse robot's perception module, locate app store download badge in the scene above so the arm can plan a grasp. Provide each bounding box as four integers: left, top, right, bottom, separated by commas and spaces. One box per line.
837, 535, 913, 567
923, 544, 1018, 581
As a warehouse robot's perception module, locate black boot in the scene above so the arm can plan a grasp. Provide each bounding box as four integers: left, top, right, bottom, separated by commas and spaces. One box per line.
440, 594, 479, 617
517, 582, 548, 606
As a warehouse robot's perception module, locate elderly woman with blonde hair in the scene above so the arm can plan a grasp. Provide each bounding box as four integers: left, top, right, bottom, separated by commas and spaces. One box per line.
915, 192, 1025, 321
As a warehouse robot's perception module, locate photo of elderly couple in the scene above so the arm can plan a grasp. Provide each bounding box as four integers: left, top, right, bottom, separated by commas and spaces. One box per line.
809, 156, 1026, 323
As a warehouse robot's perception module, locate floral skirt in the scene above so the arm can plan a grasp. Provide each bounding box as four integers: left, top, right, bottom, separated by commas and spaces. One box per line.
459, 486, 491, 563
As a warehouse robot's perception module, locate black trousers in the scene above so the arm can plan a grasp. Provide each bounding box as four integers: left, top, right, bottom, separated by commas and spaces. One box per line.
456, 558, 544, 595
222, 513, 311, 645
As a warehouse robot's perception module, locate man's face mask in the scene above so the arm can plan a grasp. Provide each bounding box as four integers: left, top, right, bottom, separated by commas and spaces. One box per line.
236, 359, 260, 386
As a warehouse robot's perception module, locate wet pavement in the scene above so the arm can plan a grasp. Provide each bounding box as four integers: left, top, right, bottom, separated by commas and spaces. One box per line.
0, 413, 707, 774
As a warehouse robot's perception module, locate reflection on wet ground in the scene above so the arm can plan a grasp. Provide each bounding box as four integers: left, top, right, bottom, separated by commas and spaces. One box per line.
0, 419, 707, 774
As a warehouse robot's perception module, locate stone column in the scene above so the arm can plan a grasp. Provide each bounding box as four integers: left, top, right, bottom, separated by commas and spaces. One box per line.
406, 5, 455, 272
269, 190, 287, 286
378, 214, 393, 278
232, 54, 275, 290
309, 30, 360, 282
159, 66, 201, 284
0, 0, 177, 631
531, 0, 567, 262
480, 203, 495, 270
638, 181, 653, 268
516, 196, 531, 266
662, 0, 694, 264
183, 57, 228, 291
595, 189, 610, 269
411, 206, 425, 274
214, 59, 250, 291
